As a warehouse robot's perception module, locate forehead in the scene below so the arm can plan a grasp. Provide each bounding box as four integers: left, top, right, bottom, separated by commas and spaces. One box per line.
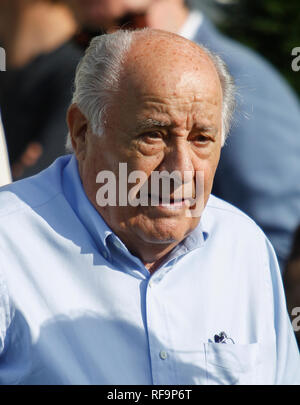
114, 37, 222, 129
120, 34, 221, 99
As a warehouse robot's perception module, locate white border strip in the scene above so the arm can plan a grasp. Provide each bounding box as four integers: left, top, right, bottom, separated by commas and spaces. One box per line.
0, 115, 12, 186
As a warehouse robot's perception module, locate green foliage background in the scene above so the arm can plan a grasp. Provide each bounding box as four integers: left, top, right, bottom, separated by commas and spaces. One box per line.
215, 0, 300, 97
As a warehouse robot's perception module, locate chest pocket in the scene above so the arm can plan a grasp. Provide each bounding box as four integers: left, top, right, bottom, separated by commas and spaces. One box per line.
204, 342, 261, 385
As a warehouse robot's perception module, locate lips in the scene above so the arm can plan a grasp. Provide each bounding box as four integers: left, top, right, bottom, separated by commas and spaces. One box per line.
148, 194, 193, 207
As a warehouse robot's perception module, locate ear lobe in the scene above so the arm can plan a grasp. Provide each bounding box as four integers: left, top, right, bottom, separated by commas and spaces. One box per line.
67, 104, 88, 158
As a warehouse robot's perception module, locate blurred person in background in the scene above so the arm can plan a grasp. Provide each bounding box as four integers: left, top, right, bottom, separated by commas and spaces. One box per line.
66, 0, 300, 272
67, 0, 127, 48
0, 0, 83, 179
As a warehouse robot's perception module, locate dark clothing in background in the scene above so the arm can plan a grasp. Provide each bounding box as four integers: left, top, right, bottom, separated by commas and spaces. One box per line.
0, 40, 83, 178
73, 29, 103, 50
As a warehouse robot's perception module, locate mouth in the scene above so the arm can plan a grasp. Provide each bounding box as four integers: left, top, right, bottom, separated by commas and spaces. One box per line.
148, 194, 194, 209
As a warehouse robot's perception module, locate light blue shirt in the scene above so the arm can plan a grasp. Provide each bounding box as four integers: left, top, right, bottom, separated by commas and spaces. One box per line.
0, 155, 299, 385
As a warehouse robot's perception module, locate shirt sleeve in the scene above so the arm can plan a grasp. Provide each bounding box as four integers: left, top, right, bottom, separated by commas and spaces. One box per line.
264, 237, 300, 384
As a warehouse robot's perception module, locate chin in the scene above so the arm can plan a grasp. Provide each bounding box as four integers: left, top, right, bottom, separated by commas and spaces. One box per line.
134, 217, 192, 246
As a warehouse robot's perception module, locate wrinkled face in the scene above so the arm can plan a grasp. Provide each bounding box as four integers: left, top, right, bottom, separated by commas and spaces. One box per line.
78, 35, 223, 251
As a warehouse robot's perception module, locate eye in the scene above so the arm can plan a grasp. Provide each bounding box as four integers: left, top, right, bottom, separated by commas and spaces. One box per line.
141, 131, 164, 143
192, 135, 210, 143
191, 134, 211, 145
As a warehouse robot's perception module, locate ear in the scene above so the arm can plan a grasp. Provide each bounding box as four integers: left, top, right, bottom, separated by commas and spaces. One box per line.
67, 104, 89, 160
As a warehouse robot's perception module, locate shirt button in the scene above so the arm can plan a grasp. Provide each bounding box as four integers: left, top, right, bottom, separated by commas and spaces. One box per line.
159, 350, 168, 360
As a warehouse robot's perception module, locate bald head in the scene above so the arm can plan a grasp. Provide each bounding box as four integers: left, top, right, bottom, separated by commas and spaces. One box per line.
121, 29, 222, 107
66, 28, 235, 151
124, 29, 221, 84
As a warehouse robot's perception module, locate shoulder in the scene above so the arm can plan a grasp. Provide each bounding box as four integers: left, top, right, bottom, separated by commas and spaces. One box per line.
0, 155, 71, 219
202, 195, 281, 290
205, 194, 258, 222
203, 194, 266, 241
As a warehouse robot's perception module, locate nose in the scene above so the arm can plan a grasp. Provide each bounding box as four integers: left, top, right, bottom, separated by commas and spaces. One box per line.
158, 140, 194, 183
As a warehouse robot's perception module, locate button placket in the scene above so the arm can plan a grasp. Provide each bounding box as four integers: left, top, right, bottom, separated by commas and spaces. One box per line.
145, 277, 175, 384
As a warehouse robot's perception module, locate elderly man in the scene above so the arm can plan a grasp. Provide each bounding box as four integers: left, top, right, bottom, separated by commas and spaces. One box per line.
67, 0, 300, 273
0, 29, 299, 385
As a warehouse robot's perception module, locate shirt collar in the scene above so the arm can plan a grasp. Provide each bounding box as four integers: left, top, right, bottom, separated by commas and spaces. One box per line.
62, 154, 210, 264
178, 10, 203, 40
62, 155, 114, 258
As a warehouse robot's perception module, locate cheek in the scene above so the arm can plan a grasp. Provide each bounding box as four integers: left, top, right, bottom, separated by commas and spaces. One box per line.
195, 150, 220, 177
125, 152, 164, 178
194, 150, 220, 198
80, 143, 112, 202
81, 162, 99, 204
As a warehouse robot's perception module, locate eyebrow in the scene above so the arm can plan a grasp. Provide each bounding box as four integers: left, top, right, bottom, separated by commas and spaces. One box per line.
134, 119, 219, 138
135, 119, 171, 133
192, 126, 218, 137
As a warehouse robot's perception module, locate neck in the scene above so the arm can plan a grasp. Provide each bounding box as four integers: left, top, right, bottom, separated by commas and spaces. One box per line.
116, 231, 183, 274
1, 1, 77, 68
